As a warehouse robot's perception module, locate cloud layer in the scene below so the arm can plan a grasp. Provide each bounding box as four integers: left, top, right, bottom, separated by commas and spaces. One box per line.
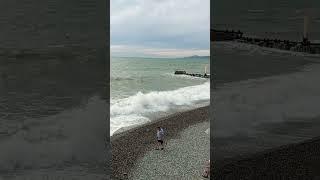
111, 0, 210, 57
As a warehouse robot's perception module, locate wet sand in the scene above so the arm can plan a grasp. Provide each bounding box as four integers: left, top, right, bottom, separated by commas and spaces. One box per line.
111, 106, 209, 179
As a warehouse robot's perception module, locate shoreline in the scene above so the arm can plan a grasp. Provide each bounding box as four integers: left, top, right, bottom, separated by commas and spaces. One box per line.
111, 103, 209, 138
111, 106, 209, 179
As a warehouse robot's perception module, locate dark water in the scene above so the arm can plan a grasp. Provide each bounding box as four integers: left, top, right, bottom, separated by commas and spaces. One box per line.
211, 43, 314, 86
0, 0, 108, 178
0, 0, 106, 49
212, 0, 320, 41
0, 48, 108, 178
0, 48, 106, 121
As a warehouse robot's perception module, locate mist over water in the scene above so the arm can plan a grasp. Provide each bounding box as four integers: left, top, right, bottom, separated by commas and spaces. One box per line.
110, 56, 210, 135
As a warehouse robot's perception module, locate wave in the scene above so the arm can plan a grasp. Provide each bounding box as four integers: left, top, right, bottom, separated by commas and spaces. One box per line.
111, 75, 154, 82
111, 76, 135, 81
110, 82, 210, 135
0, 96, 108, 173
313, 40, 320, 44
111, 73, 210, 82
163, 73, 209, 80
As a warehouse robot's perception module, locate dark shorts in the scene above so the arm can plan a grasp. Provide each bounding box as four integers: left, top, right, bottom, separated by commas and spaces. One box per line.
157, 140, 163, 144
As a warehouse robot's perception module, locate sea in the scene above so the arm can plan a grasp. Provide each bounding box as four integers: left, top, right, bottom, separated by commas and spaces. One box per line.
110, 56, 210, 135
0, 51, 108, 179
213, 0, 320, 41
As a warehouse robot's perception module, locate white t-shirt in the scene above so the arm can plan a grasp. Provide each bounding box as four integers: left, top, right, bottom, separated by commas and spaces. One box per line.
157, 128, 164, 140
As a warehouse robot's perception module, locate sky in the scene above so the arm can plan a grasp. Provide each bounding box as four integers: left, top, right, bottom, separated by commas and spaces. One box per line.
111, 0, 210, 58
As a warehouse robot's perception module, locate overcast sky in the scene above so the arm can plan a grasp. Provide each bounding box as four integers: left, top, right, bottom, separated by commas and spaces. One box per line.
111, 0, 210, 58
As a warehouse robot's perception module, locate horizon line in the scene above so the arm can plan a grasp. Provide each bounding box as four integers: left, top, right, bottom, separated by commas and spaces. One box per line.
111, 55, 210, 59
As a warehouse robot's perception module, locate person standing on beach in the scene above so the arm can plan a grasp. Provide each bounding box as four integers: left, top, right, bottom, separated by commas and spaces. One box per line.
156, 127, 165, 150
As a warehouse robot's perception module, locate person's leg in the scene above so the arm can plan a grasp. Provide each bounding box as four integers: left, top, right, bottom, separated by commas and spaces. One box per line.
156, 140, 160, 150
160, 140, 164, 150
202, 168, 208, 178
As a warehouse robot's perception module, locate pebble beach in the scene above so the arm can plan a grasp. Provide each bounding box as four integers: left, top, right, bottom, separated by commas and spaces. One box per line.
111, 106, 209, 179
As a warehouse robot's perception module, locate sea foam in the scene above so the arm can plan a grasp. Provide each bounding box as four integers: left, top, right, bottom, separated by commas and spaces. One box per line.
110, 82, 210, 135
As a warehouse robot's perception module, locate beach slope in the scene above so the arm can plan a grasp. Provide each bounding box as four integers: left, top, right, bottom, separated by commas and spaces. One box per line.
111, 106, 209, 179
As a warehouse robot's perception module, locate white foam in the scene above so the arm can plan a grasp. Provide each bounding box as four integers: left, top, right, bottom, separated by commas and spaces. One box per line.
163, 73, 209, 80
110, 82, 210, 135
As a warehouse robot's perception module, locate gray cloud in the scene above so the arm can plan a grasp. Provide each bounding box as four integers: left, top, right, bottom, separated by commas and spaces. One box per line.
111, 0, 210, 57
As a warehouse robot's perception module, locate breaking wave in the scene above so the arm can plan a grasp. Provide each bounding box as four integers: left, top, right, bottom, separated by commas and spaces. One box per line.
110, 82, 210, 135
163, 73, 210, 80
